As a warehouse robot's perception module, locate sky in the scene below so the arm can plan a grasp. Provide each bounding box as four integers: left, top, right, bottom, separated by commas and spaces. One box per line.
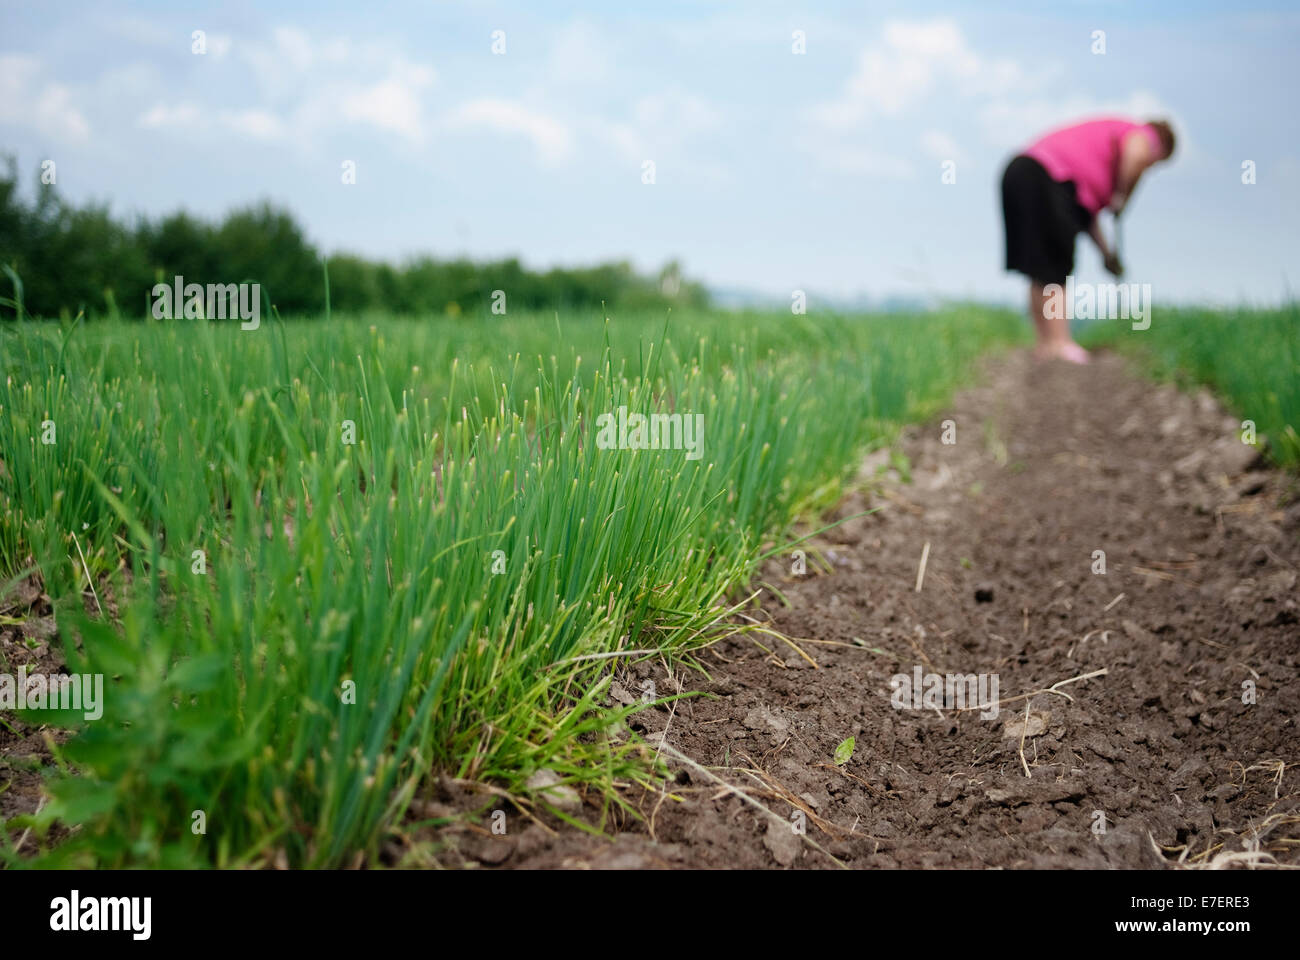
2, 0, 1297, 307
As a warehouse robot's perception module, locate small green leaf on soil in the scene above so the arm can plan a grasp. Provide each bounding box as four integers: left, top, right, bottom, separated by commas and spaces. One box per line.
834, 736, 855, 766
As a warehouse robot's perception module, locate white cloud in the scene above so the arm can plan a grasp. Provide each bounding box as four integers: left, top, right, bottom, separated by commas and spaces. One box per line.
601, 91, 723, 180
32, 84, 91, 141
806, 19, 1026, 180
219, 108, 283, 140
921, 130, 964, 162
240, 28, 382, 103
341, 75, 431, 142
230, 28, 435, 144
98, 26, 439, 149
814, 19, 1022, 133
0, 55, 91, 142
138, 102, 201, 129
446, 99, 573, 165
138, 104, 285, 142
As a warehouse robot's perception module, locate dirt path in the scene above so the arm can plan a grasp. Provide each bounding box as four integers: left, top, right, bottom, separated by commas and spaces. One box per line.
451, 348, 1300, 869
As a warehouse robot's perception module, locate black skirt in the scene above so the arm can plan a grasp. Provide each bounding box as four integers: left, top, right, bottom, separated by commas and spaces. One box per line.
1001, 154, 1092, 286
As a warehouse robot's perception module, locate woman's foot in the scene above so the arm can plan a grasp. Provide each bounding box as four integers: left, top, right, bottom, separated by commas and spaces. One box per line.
1032, 340, 1092, 364
1057, 340, 1091, 364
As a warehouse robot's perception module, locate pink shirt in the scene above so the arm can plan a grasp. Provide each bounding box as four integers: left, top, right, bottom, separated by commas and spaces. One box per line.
1023, 118, 1162, 216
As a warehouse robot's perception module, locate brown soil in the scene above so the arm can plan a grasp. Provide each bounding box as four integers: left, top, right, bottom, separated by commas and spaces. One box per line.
0, 579, 65, 832
429, 348, 1300, 869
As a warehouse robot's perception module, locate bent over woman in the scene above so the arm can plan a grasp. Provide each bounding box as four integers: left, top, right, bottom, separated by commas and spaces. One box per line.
1001, 117, 1175, 363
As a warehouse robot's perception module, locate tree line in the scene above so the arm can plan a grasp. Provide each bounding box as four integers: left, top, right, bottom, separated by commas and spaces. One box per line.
0, 158, 709, 320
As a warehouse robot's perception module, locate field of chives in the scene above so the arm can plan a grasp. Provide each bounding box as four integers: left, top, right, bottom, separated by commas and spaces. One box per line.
0, 306, 1026, 867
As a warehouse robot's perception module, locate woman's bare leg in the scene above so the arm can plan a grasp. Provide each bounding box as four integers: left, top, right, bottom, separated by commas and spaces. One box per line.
1030, 281, 1090, 364
1029, 282, 1053, 360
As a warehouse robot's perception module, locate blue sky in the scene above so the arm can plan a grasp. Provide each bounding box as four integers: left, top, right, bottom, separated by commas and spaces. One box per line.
2, 0, 1297, 306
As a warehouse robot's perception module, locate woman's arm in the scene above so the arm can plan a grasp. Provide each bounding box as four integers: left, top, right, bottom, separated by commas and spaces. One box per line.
1111, 129, 1156, 215
1088, 216, 1123, 276
1087, 216, 1109, 257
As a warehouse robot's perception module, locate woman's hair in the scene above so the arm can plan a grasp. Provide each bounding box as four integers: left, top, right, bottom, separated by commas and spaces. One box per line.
1148, 119, 1176, 159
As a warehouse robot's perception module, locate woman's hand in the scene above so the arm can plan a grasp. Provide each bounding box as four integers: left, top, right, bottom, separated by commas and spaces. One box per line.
1089, 215, 1124, 275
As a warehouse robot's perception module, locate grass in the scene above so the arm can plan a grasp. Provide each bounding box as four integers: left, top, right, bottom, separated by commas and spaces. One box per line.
1, 304, 1033, 867
1080, 304, 1300, 466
